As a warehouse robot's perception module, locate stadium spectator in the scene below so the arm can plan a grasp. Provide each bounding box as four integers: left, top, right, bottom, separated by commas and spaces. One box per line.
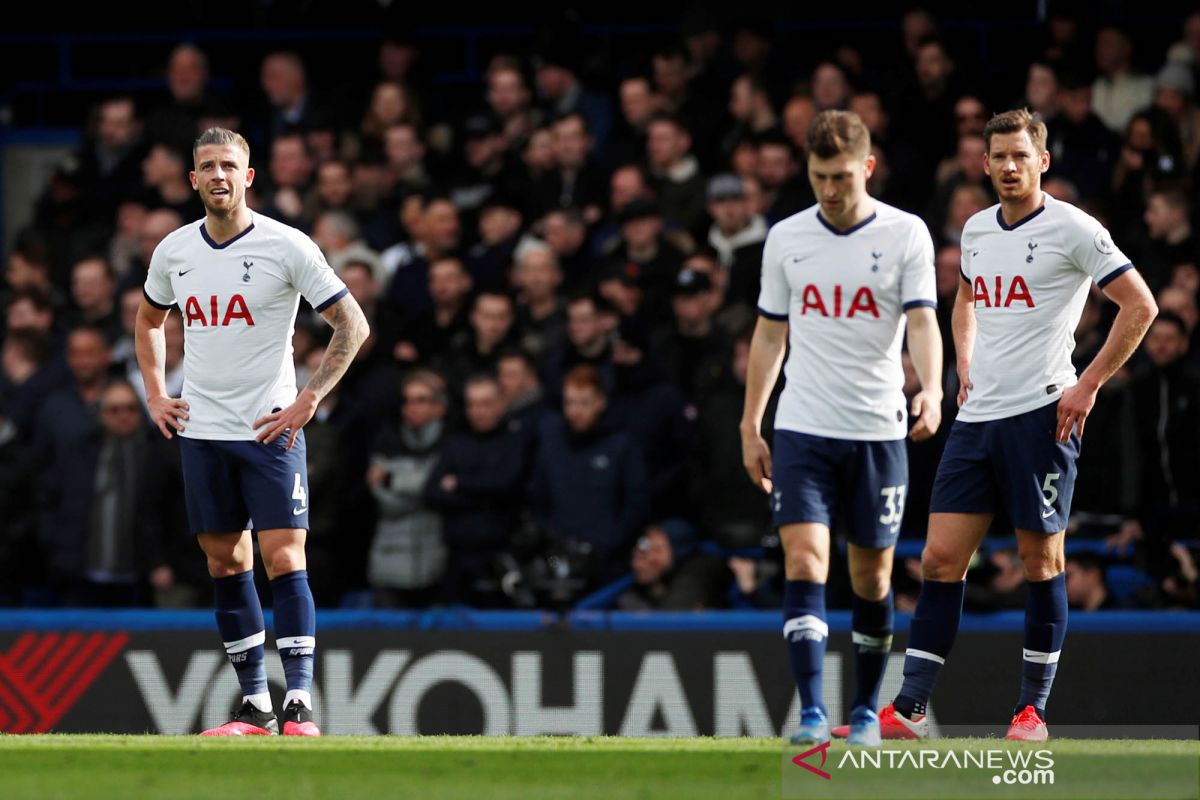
722, 73, 778, 160
1127, 312, 1200, 580
529, 365, 650, 589
541, 293, 613, 405
382, 195, 462, 320
259, 51, 330, 147
392, 256, 472, 365
425, 374, 528, 605
1024, 61, 1059, 120
607, 198, 688, 316
466, 195, 523, 293
144, 44, 230, 155
646, 112, 707, 235
1064, 552, 1119, 611
439, 290, 518, 394
486, 61, 538, 150
0, 398, 38, 605
498, 347, 548, 436
539, 208, 592, 292
260, 133, 315, 228
1092, 27, 1156, 134
689, 331, 772, 548
755, 131, 811, 224
653, 264, 730, 401
38, 380, 182, 607
66, 257, 122, 343
513, 248, 566, 359
532, 46, 613, 155
706, 173, 767, 313
1151, 62, 1200, 169
1045, 72, 1121, 203
530, 112, 605, 223
140, 142, 203, 222
78, 96, 146, 211
617, 520, 732, 611
651, 42, 722, 167
366, 369, 449, 608
1140, 187, 1197, 291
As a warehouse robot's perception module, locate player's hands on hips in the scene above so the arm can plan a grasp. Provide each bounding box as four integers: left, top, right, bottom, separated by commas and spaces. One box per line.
1056, 381, 1097, 442
909, 388, 943, 442
956, 363, 973, 408
740, 424, 773, 494
254, 389, 319, 449
148, 394, 189, 439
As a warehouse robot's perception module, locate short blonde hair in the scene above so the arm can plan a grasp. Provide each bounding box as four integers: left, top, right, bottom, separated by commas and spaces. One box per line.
192, 127, 250, 163
805, 110, 871, 160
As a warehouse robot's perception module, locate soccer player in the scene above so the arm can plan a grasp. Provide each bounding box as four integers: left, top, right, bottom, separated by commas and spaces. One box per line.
135, 128, 369, 736
876, 109, 1156, 741
741, 111, 944, 746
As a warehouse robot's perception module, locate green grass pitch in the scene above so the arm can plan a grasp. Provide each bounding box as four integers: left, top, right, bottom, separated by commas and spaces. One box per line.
0, 735, 1193, 800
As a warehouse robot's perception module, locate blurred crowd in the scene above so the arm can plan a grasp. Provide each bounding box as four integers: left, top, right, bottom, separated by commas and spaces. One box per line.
2, 8, 1199, 611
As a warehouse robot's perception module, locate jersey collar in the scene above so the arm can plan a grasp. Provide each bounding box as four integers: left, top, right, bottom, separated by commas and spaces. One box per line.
816, 210, 877, 236
199, 215, 256, 250
995, 203, 1046, 231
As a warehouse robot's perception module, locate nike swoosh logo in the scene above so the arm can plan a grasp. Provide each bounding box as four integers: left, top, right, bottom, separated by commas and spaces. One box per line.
1041, 507, 1055, 519
179, 269, 194, 276
292, 507, 307, 516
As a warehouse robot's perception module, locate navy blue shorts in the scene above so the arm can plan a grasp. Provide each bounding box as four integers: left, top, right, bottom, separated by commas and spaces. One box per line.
930, 400, 1080, 533
771, 430, 908, 549
179, 431, 309, 535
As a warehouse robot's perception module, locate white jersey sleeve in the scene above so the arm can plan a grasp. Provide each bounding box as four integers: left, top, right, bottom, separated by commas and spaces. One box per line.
144, 236, 178, 308
900, 221, 937, 309
756, 226, 790, 320
1067, 218, 1133, 288
283, 232, 349, 312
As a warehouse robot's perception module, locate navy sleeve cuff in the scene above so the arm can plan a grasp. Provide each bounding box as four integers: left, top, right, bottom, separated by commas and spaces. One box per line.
142, 288, 173, 310
757, 306, 789, 321
960, 267, 970, 283
903, 299, 938, 310
314, 287, 349, 313
1097, 262, 1134, 289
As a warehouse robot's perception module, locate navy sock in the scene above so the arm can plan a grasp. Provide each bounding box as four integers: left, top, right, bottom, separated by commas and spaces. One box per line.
851, 589, 894, 712
782, 580, 828, 716
1016, 573, 1067, 718
894, 579, 965, 717
213, 570, 268, 700
271, 570, 316, 703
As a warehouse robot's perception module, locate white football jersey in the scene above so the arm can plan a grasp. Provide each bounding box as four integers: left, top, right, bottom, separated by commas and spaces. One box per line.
758, 201, 937, 441
144, 213, 348, 440
957, 194, 1132, 422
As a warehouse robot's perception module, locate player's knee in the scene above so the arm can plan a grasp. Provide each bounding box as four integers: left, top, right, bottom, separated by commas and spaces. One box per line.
1019, 548, 1064, 581
920, 543, 966, 582
265, 547, 306, 579
783, 546, 825, 582
851, 571, 890, 601
206, 551, 249, 578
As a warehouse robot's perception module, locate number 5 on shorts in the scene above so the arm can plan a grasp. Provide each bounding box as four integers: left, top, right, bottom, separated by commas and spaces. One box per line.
1041, 472, 1060, 507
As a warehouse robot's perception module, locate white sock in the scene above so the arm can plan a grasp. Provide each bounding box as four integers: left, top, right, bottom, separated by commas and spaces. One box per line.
244, 692, 272, 713
285, 689, 312, 709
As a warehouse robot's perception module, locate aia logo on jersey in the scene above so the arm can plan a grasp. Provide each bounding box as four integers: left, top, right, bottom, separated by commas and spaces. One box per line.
184, 294, 256, 326
973, 275, 1035, 308
799, 285, 880, 318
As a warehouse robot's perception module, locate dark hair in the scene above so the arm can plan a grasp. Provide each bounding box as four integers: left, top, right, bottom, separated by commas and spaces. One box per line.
805, 110, 871, 159
402, 368, 448, 405
646, 111, 688, 133
1153, 310, 1188, 337
983, 108, 1047, 154
497, 346, 538, 373
6, 287, 53, 313
553, 111, 590, 135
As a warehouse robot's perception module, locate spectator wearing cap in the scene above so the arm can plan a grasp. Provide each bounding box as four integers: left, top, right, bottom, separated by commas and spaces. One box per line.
1091, 27, 1156, 134
616, 520, 733, 611
706, 173, 768, 312
646, 112, 707, 236
529, 112, 607, 223
466, 194, 524, 293
513, 248, 567, 359
1153, 61, 1200, 169
533, 45, 614, 156
529, 365, 650, 587
652, 261, 732, 401
607, 198, 689, 317
1045, 71, 1121, 203
425, 374, 530, 606
597, 261, 646, 320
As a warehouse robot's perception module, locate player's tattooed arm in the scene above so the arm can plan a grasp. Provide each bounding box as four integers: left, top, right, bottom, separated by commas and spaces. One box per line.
254, 293, 369, 448
307, 294, 371, 401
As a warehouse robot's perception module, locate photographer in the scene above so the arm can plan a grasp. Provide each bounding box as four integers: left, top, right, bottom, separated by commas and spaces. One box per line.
617, 520, 732, 611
